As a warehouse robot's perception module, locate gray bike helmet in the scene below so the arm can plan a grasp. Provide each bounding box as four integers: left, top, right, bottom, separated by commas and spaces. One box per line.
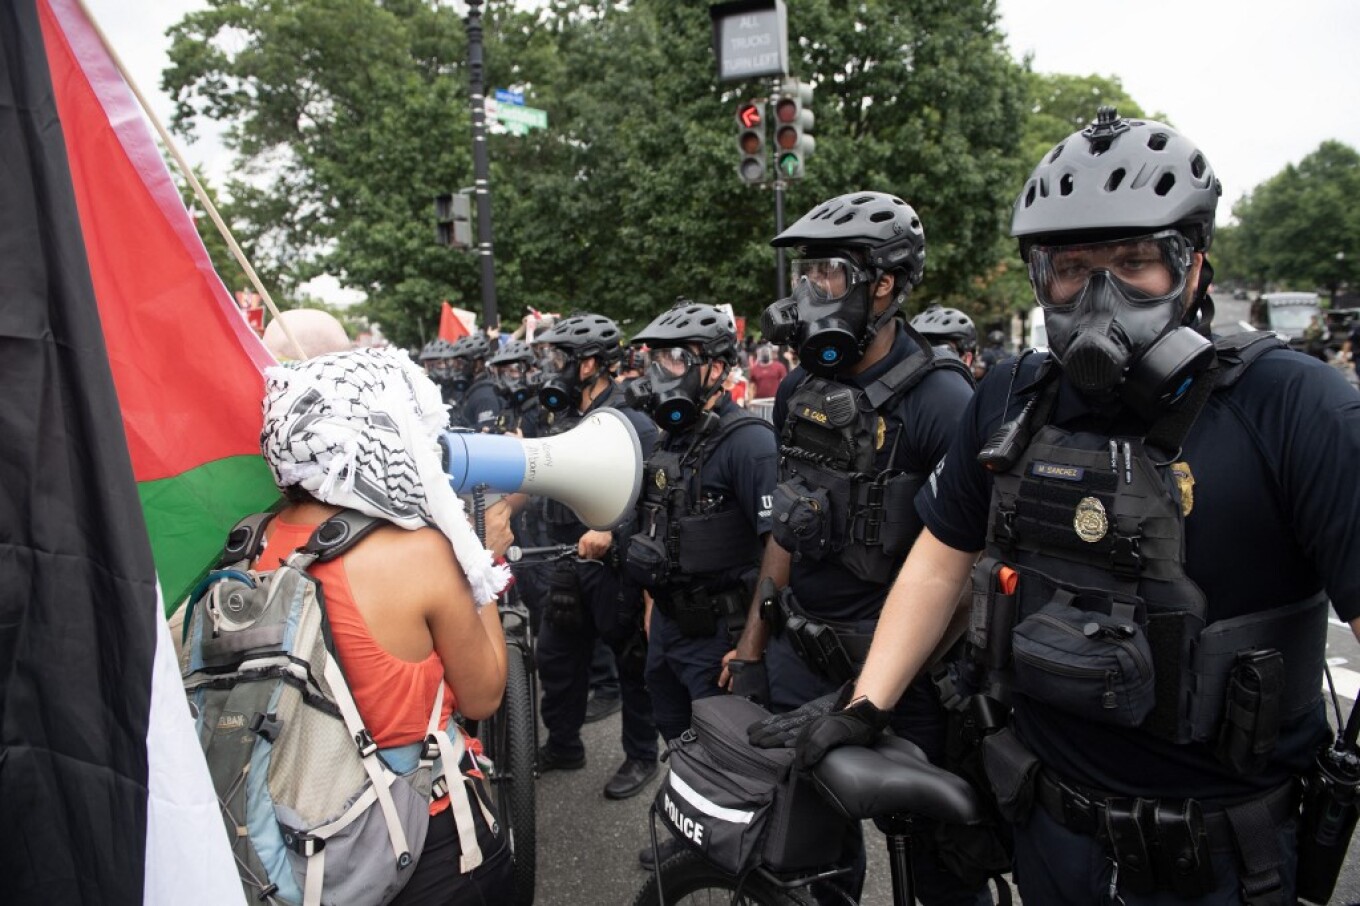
536, 313, 623, 365
488, 339, 534, 367
632, 299, 739, 363
1012, 106, 1222, 259
911, 305, 977, 353
419, 338, 455, 361
772, 191, 927, 286
450, 333, 491, 362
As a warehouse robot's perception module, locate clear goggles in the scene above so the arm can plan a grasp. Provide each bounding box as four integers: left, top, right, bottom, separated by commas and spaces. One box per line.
649, 346, 703, 378
1028, 230, 1193, 309
789, 256, 871, 299
490, 361, 528, 380
536, 346, 573, 372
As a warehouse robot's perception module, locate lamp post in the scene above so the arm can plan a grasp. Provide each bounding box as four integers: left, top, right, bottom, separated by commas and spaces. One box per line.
464, 0, 498, 335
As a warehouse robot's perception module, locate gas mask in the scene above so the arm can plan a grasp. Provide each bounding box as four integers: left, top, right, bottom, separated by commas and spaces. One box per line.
536, 346, 582, 413
447, 358, 473, 394
761, 256, 890, 376
491, 362, 535, 407
1029, 230, 1213, 419
626, 347, 717, 431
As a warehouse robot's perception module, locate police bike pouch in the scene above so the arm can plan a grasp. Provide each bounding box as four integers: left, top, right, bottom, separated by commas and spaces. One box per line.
654, 695, 852, 876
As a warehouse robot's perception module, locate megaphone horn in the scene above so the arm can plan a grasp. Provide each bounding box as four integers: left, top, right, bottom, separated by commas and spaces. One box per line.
439, 407, 643, 531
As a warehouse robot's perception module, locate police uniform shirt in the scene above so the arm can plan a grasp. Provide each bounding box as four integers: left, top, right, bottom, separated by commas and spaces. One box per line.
459, 374, 503, 432
654, 396, 778, 592
918, 345, 1360, 800
773, 322, 975, 622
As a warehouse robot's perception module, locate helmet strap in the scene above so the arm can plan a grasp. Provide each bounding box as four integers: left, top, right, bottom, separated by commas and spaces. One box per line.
1184, 256, 1216, 337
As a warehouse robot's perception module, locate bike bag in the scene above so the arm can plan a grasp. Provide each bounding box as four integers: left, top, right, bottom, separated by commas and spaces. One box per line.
655, 695, 852, 876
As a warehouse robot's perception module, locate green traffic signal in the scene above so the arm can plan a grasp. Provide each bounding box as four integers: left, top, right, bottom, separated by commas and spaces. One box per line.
778, 152, 801, 178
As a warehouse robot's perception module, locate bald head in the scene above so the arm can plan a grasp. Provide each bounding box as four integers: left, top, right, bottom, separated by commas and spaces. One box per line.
263, 309, 351, 361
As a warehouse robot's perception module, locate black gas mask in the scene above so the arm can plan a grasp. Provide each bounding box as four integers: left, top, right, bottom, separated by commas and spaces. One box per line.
626, 347, 719, 431
536, 346, 585, 413
761, 256, 893, 376
1029, 230, 1214, 419
491, 363, 536, 407
447, 357, 474, 394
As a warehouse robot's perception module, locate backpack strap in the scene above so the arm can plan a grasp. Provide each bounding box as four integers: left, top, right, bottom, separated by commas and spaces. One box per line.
214, 512, 275, 569
302, 510, 388, 562
1212, 330, 1287, 392
864, 326, 975, 412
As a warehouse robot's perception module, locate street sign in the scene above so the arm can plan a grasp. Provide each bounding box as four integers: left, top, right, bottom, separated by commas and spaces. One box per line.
709, 0, 788, 83
494, 87, 524, 106
484, 99, 548, 136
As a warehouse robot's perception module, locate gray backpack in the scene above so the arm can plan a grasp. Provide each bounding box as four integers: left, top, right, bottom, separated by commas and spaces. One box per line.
181, 510, 495, 906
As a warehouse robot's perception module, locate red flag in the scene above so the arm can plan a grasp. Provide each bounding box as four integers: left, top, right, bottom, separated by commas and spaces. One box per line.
439, 300, 470, 341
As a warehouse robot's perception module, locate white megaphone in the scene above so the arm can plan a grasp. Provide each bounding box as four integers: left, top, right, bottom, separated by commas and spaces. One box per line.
439, 407, 643, 530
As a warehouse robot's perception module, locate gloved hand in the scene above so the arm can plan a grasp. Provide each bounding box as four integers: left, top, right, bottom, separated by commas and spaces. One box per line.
747, 692, 837, 748
793, 691, 891, 769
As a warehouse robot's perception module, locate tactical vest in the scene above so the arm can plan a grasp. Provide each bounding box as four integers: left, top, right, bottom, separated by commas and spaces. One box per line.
538, 406, 585, 542
626, 410, 772, 594
771, 337, 973, 585
971, 332, 1327, 767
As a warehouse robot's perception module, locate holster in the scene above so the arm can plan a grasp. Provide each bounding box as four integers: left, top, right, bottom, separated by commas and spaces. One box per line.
727, 659, 769, 707
779, 591, 858, 685
1153, 799, 1216, 898
1216, 649, 1284, 776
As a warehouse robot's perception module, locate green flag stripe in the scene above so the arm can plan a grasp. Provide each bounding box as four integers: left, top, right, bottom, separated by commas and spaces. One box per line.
138, 455, 280, 614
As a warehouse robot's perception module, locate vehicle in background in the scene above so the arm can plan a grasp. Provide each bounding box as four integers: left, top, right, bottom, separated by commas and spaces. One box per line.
1258, 292, 1325, 351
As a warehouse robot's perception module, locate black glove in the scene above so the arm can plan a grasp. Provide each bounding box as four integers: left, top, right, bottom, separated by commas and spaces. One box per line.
728, 659, 770, 707
793, 690, 891, 769
545, 561, 582, 630
747, 691, 837, 748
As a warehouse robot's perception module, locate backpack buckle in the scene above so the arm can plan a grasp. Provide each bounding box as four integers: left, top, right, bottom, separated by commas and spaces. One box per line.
431, 776, 450, 799
282, 831, 325, 857
354, 728, 378, 758
421, 733, 441, 761
248, 711, 283, 744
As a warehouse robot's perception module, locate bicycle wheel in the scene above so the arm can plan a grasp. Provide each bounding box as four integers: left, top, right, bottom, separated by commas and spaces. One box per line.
630, 849, 814, 906
488, 644, 537, 906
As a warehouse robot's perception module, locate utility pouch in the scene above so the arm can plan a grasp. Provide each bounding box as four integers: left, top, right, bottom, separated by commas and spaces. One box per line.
771, 477, 831, 562
624, 532, 670, 589
1153, 799, 1216, 898
980, 726, 1041, 824
1011, 597, 1155, 728
673, 590, 719, 639
1215, 649, 1284, 776
784, 610, 854, 685
546, 560, 583, 630
1104, 798, 1157, 895
967, 557, 1017, 669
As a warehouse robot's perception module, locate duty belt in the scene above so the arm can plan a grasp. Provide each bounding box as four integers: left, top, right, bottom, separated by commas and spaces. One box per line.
777, 592, 875, 683
655, 585, 746, 639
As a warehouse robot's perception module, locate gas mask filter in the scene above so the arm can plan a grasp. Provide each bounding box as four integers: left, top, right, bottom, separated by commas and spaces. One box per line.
761, 256, 877, 376
536, 346, 580, 413
629, 347, 714, 431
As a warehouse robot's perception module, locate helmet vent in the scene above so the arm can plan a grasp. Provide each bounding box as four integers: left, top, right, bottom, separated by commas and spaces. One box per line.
852, 195, 875, 205
1147, 133, 1169, 151
869, 210, 894, 223
1190, 153, 1207, 179
834, 213, 855, 225
1059, 174, 1074, 196
1038, 177, 1049, 198
1154, 172, 1176, 196
1049, 142, 1065, 163
1105, 168, 1126, 192
1024, 184, 1036, 207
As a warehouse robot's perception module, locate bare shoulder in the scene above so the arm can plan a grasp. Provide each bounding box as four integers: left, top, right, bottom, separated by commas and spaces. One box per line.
344, 524, 470, 605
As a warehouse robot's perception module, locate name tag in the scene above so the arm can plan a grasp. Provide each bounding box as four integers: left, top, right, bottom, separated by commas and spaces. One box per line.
1031, 461, 1084, 482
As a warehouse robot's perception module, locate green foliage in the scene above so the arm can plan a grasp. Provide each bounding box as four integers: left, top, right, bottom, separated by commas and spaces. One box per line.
1216, 141, 1360, 298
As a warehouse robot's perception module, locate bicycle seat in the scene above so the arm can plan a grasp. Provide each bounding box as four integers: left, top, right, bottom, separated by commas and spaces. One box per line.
811, 736, 983, 826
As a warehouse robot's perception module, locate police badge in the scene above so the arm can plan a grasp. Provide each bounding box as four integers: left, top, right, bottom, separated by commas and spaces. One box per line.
1074, 496, 1109, 543
1170, 461, 1195, 516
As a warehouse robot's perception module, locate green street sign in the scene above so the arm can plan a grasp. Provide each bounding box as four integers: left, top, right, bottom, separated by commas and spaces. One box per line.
495, 104, 548, 131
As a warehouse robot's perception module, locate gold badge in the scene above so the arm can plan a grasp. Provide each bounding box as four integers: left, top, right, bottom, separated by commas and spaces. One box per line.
1170, 461, 1195, 516
1073, 496, 1108, 543
875, 416, 887, 451
654, 470, 667, 490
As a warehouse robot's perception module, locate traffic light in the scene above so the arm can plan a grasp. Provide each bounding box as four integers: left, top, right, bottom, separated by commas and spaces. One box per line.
435, 192, 473, 249
773, 79, 815, 180
736, 100, 767, 186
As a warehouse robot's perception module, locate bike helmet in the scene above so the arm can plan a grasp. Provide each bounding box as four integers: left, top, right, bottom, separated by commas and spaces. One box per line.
772, 191, 926, 286
1012, 106, 1222, 259
535, 313, 623, 366
488, 339, 535, 367
450, 333, 491, 362
418, 338, 453, 362
631, 299, 739, 364
910, 306, 977, 353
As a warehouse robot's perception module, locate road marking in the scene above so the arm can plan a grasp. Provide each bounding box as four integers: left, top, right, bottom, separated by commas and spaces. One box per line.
1328, 665, 1360, 702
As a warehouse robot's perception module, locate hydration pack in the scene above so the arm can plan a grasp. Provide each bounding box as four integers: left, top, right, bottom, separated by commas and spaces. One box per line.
180, 510, 495, 906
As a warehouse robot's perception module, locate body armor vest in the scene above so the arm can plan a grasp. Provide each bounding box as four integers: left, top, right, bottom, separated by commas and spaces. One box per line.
772, 344, 972, 585
626, 411, 771, 595
972, 332, 1327, 764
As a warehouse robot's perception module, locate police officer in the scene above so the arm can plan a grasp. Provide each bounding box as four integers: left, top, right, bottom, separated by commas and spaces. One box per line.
486, 339, 541, 438
447, 333, 502, 431
624, 300, 778, 866
419, 338, 458, 403
522, 313, 662, 799
795, 109, 1360, 904
724, 191, 983, 904
912, 305, 979, 368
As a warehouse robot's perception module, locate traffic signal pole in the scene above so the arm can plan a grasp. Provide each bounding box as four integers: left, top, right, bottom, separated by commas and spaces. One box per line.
465, 0, 499, 335
774, 176, 786, 297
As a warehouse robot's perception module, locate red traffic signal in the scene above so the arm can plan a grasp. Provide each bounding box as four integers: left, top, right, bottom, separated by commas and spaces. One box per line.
735, 100, 767, 186
738, 102, 762, 129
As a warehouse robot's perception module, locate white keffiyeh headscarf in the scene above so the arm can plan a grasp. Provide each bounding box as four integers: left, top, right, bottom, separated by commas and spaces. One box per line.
260, 347, 510, 606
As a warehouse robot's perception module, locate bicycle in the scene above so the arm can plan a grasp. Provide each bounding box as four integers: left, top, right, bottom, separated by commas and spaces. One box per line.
632, 735, 985, 906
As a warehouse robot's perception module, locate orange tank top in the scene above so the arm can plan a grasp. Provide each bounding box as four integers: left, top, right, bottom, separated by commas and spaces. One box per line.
257, 518, 460, 814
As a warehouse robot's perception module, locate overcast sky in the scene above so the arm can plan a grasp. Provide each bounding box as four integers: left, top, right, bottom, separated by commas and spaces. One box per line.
84, 0, 1360, 226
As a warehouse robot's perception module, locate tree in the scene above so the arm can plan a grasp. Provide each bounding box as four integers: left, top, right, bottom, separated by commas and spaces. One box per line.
1217, 141, 1360, 301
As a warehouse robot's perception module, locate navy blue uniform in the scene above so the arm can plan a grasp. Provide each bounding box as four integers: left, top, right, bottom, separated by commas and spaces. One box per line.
919, 344, 1360, 902
769, 324, 981, 905
459, 375, 502, 432
644, 397, 778, 742
536, 382, 660, 764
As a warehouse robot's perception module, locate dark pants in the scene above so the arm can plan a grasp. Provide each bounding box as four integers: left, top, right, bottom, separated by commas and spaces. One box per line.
645, 611, 734, 742
1013, 801, 1299, 904
537, 560, 657, 763
767, 633, 990, 906
589, 638, 620, 700
388, 790, 513, 906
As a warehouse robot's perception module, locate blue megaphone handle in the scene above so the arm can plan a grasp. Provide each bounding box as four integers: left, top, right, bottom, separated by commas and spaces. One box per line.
439, 430, 528, 494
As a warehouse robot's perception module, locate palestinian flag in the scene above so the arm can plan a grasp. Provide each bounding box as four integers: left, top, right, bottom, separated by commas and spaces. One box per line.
1, 0, 264, 901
